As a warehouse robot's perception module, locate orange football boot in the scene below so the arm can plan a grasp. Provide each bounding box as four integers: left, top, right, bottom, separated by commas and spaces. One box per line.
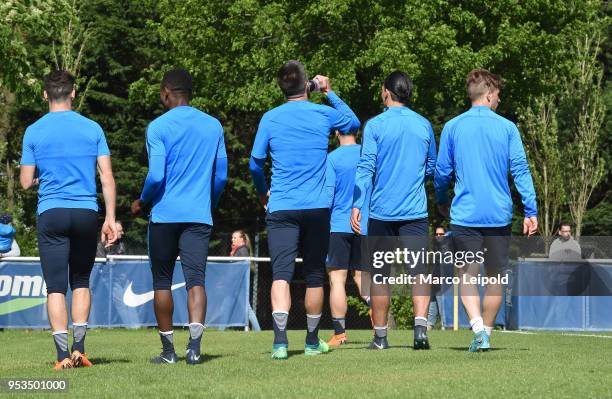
71, 351, 93, 367
327, 333, 347, 347
54, 358, 74, 370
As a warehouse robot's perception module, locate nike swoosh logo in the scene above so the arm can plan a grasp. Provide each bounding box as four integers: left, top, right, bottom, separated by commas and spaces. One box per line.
373, 342, 384, 349
123, 282, 186, 307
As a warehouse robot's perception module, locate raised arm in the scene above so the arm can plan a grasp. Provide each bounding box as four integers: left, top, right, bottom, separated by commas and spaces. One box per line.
314, 75, 360, 133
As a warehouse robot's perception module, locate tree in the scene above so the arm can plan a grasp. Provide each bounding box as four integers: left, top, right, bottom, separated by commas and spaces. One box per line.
564, 33, 606, 239
520, 95, 565, 247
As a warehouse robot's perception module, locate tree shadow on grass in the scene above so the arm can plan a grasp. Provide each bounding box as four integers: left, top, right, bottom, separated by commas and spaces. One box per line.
177, 354, 224, 364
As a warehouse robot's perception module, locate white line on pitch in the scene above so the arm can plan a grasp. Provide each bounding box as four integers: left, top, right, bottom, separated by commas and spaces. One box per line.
498, 330, 612, 339
560, 333, 612, 339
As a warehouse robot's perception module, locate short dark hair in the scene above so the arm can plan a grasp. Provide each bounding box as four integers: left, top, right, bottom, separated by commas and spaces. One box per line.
559, 221, 572, 230
44, 70, 75, 102
0, 213, 12, 225
161, 69, 193, 99
277, 60, 307, 98
383, 71, 413, 103
466, 68, 503, 101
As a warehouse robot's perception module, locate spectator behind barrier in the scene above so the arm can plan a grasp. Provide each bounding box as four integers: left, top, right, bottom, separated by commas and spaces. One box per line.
230, 230, 251, 257
0, 213, 21, 258
549, 221, 581, 260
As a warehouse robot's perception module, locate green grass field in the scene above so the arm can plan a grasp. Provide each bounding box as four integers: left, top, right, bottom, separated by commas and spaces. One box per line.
1, 328, 611, 398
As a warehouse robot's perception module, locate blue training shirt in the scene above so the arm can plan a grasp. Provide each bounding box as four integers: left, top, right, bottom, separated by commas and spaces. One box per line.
325, 144, 369, 234
353, 106, 437, 221
20, 110, 110, 215
0, 224, 15, 253
250, 91, 360, 212
140, 105, 227, 225
434, 106, 537, 227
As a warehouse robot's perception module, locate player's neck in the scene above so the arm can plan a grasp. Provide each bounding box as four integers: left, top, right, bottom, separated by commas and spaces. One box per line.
384, 100, 405, 108
168, 99, 189, 109
287, 95, 307, 102
339, 137, 356, 146
471, 100, 491, 109
48, 101, 72, 112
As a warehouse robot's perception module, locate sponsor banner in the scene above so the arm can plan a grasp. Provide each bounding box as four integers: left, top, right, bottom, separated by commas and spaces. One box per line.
440, 260, 612, 331
0, 260, 249, 329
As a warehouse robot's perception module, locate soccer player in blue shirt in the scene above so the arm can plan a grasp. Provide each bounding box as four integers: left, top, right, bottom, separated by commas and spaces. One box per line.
131, 69, 227, 365
20, 70, 118, 370
250, 60, 360, 359
351, 71, 437, 350
434, 69, 538, 352
325, 130, 371, 347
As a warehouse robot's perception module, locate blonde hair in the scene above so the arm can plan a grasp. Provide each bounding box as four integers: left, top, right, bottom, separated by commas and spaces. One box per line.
466, 68, 503, 101
233, 230, 252, 254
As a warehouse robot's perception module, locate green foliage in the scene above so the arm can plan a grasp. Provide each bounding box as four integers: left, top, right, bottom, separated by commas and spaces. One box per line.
389, 296, 415, 330
347, 295, 415, 329
519, 95, 565, 242
347, 295, 369, 316
0, 0, 609, 255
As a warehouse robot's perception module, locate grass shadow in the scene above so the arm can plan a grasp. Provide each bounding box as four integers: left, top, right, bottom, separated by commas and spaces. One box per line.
91, 357, 132, 365
176, 354, 224, 364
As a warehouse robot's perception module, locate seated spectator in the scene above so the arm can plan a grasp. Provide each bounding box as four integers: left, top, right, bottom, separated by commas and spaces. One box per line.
549, 221, 581, 260
0, 213, 20, 258
96, 221, 126, 257
230, 230, 251, 257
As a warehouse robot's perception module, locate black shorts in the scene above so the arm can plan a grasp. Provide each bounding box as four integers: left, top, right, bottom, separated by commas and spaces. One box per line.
367, 217, 429, 275
450, 224, 511, 273
326, 233, 368, 271
266, 208, 329, 288
148, 222, 212, 291
37, 208, 98, 294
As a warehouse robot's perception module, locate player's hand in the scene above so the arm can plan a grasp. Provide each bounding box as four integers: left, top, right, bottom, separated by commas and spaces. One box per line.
350, 208, 361, 235
523, 216, 538, 236
131, 199, 143, 216
438, 203, 450, 218
259, 191, 270, 211
101, 219, 118, 247
314, 75, 331, 94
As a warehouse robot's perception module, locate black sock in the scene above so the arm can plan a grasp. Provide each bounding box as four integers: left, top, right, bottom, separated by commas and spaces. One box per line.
374, 326, 387, 343
159, 330, 175, 354
332, 317, 346, 335
305, 314, 321, 345
52, 331, 69, 361
187, 323, 204, 351
71, 323, 87, 353
272, 312, 288, 345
